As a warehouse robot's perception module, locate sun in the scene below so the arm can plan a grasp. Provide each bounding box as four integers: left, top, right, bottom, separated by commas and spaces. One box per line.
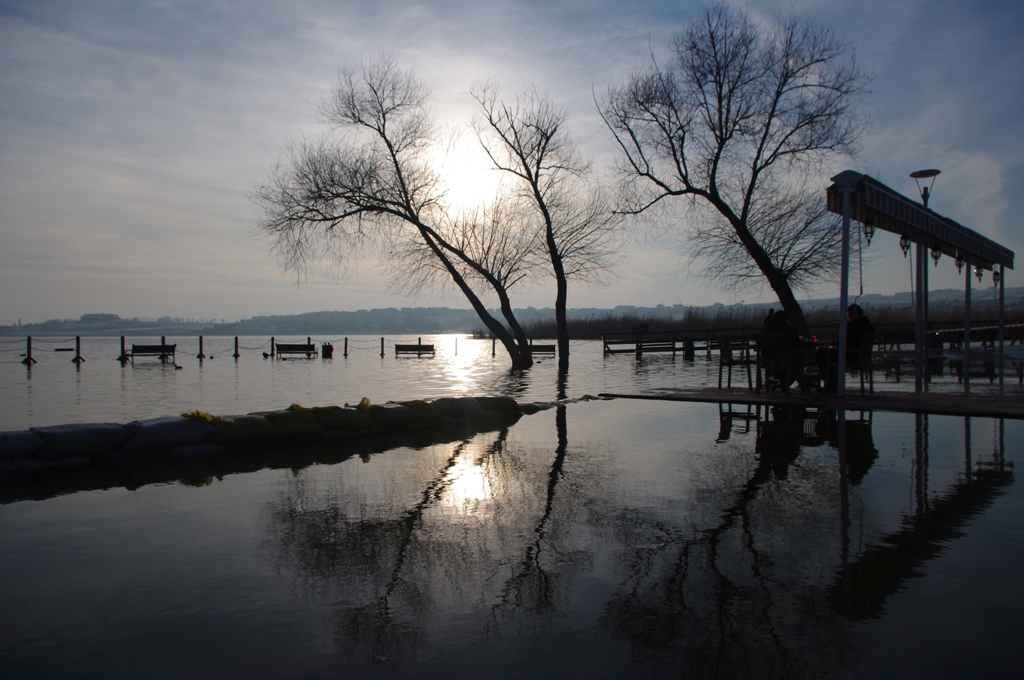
433, 134, 506, 213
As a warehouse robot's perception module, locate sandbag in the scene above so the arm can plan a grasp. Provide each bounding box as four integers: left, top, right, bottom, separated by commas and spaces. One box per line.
475, 396, 522, 414
444, 397, 484, 420
397, 400, 439, 425
31, 423, 132, 461
366, 403, 420, 429
0, 430, 44, 459
428, 397, 453, 418
210, 415, 277, 446
254, 410, 326, 440
123, 417, 216, 451
311, 406, 376, 432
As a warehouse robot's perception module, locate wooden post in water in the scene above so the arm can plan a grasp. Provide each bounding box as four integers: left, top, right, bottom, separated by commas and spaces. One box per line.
197, 336, 205, 360
492, 337, 495, 357
72, 336, 84, 364
233, 336, 240, 359
380, 337, 384, 357
21, 336, 36, 366
270, 337, 275, 357
161, 336, 167, 364
118, 336, 128, 364
344, 337, 348, 357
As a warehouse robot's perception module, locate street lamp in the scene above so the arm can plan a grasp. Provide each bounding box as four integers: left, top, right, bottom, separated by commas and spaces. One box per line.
956, 253, 966, 274
993, 269, 1001, 286
900, 234, 912, 257
911, 168, 941, 208
974, 265, 984, 282
931, 248, 942, 266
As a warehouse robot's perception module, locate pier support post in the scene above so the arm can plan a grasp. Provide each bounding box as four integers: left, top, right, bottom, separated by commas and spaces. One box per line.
380, 337, 384, 357
271, 337, 275, 357
344, 337, 348, 357
964, 266, 972, 393
21, 336, 36, 366
161, 336, 167, 363
233, 336, 240, 359
118, 336, 128, 364
492, 337, 495, 357
197, 336, 205, 360
72, 336, 84, 364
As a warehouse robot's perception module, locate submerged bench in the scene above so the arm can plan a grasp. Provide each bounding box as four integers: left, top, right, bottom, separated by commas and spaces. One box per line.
395, 343, 435, 356
275, 343, 317, 358
128, 344, 176, 363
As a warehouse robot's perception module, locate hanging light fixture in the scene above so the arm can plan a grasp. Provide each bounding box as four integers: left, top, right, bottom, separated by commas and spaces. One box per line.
974, 265, 984, 282
956, 253, 966, 274
863, 217, 876, 246
931, 248, 942, 266
900, 235, 912, 257
993, 270, 1001, 286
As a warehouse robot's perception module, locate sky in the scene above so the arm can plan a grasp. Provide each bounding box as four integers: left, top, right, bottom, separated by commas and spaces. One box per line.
1, 0, 1022, 325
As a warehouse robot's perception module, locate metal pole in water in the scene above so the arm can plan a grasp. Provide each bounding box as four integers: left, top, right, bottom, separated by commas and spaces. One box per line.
271, 337, 275, 357
21, 336, 36, 366
233, 336, 240, 359
492, 337, 495, 357
72, 336, 84, 364
197, 335, 205, 360
344, 337, 348, 357
455, 337, 458, 355
118, 336, 128, 364
380, 337, 384, 357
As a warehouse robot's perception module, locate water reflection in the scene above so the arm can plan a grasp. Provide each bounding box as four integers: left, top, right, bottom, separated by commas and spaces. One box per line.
245, 405, 1014, 674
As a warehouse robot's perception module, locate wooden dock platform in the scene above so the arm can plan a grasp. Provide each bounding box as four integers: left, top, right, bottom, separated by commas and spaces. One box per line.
599, 387, 1024, 420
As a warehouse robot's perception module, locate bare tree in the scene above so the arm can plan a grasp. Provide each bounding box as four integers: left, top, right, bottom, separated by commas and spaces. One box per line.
473, 84, 622, 366
254, 56, 537, 368
600, 5, 867, 333
687, 187, 842, 293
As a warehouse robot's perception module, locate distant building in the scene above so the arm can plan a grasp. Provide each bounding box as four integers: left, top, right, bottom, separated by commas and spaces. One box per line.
79, 313, 120, 323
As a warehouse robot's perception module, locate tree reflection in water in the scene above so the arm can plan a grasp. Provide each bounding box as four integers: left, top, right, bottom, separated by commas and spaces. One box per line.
260, 403, 1012, 677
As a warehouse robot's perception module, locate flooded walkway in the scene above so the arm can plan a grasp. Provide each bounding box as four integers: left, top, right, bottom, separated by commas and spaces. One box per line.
602, 386, 1024, 420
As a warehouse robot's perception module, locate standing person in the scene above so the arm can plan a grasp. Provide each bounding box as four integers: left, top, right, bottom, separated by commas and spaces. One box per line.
760, 308, 776, 333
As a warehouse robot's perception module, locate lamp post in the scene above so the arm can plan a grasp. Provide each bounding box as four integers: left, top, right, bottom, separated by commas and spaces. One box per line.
910, 169, 940, 392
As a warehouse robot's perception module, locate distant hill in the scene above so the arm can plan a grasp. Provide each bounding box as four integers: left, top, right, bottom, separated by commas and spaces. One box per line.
3, 287, 1020, 336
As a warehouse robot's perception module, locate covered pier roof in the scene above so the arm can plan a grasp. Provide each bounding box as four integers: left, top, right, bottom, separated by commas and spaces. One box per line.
826, 170, 1014, 271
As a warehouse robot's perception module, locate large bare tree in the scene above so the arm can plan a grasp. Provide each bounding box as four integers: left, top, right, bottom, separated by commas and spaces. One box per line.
473, 84, 622, 365
254, 56, 537, 368
600, 5, 867, 333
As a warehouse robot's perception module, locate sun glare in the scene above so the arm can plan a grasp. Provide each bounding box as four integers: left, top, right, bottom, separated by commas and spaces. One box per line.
434, 136, 505, 213
445, 452, 492, 507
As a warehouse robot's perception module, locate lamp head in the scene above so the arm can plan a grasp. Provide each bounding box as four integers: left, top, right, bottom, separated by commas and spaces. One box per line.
910, 168, 941, 208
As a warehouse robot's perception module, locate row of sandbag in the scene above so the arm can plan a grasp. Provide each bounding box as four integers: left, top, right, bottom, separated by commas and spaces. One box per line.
0, 396, 528, 478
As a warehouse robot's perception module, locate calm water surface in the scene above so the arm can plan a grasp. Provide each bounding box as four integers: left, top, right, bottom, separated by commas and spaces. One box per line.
1, 335, 1021, 678
0, 334, 1020, 429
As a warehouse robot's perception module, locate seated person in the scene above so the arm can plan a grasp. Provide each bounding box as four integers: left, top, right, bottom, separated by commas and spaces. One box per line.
816, 304, 875, 392
763, 310, 800, 388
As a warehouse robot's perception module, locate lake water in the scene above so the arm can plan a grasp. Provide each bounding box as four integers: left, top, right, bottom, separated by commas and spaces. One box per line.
0, 334, 1020, 429
1, 335, 1022, 678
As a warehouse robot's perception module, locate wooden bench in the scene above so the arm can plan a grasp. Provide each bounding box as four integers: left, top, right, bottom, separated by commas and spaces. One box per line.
395, 343, 435, 356
275, 343, 318, 358
527, 343, 556, 355
128, 344, 176, 363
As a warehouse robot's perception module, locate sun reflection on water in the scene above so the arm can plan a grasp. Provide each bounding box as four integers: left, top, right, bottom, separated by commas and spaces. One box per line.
444, 452, 492, 508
